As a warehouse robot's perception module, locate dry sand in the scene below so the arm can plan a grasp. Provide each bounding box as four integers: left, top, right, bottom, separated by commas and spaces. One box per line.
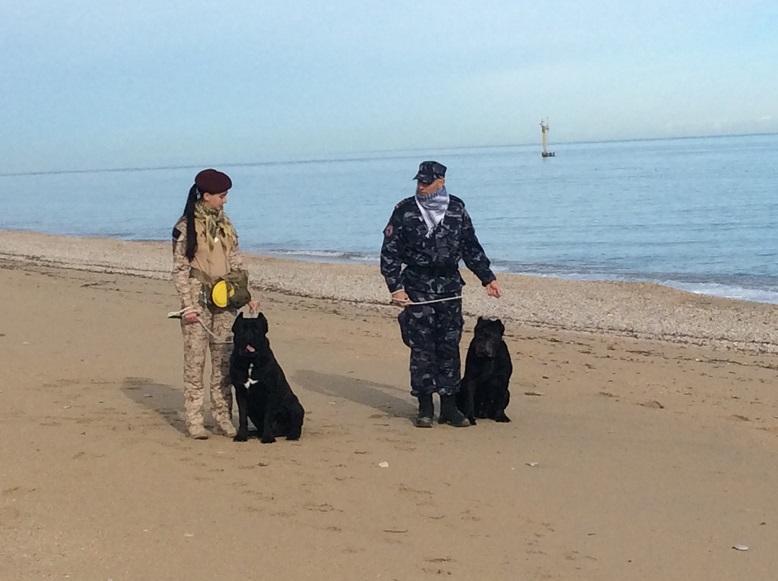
1, 229, 777, 580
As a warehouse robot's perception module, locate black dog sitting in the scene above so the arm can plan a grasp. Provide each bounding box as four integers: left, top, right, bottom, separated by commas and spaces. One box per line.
457, 317, 513, 425
230, 312, 305, 443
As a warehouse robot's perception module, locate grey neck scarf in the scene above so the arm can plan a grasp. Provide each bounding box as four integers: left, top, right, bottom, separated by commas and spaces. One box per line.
415, 185, 450, 236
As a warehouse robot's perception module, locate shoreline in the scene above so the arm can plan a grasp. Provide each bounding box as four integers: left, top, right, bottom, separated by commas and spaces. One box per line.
6, 225, 778, 307
2, 228, 778, 353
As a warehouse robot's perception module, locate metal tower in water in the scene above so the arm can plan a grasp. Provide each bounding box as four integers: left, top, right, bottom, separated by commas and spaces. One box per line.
540, 119, 555, 158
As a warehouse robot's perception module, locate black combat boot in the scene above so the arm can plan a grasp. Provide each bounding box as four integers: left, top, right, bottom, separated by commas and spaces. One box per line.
414, 393, 434, 428
438, 394, 470, 427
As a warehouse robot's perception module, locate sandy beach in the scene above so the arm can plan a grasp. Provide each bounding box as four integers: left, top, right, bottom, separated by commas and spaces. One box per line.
1, 229, 778, 580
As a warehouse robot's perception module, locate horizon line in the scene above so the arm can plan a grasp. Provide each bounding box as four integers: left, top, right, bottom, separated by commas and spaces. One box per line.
1, 130, 776, 178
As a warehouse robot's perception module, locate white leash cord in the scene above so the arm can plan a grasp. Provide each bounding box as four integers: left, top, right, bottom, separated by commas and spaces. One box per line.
166, 295, 458, 335
167, 306, 232, 344
402, 295, 462, 306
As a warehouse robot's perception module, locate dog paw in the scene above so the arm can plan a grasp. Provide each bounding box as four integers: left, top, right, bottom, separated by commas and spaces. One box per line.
495, 415, 511, 423
233, 433, 249, 442
468, 417, 477, 426
260, 436, 277, 444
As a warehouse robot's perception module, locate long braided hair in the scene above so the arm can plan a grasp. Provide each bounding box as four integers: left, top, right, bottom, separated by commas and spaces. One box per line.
180, 184, 201, 261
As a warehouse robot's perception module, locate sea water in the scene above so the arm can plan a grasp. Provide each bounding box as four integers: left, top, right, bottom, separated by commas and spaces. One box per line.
2, 133, 777, 303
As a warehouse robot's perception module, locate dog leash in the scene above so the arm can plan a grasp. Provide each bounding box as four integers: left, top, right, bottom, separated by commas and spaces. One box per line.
167, 305, 260, 343
166, 306, 233, 344
397, 295, 462, 307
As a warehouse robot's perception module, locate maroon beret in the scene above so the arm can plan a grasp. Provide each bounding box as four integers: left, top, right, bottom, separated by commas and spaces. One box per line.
194, 168, 232, 194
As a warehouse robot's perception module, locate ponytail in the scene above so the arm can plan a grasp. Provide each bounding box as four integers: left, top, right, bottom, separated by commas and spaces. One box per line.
181, 184, 200, 261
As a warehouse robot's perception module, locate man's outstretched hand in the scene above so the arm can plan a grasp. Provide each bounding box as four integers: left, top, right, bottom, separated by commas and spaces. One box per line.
485, 280, 501, 298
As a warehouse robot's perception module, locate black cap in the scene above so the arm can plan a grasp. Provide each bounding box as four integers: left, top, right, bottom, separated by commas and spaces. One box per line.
412, 161, 447, 183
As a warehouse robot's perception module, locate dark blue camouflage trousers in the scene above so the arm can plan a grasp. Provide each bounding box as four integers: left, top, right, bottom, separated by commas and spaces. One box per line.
398, 290, 463, 397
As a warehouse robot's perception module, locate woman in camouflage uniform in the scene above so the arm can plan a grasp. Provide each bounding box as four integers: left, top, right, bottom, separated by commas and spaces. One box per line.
171, 168, 254, 439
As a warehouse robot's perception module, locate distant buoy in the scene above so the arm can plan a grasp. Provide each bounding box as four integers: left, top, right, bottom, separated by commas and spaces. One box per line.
540, 119, 555, 158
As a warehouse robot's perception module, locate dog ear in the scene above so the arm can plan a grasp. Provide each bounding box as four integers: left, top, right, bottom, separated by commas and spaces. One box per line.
231, 312, 244, 332
499, 319, 505, 335
257, 312, 269, 334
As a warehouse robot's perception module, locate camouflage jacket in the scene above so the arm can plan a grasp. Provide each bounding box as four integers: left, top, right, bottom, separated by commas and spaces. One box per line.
380, 194, 496, 295
171, 216, 244, 310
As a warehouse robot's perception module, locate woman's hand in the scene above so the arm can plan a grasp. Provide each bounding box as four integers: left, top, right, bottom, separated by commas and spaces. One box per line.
248, 300, 260, 312
183, 310, 200, 324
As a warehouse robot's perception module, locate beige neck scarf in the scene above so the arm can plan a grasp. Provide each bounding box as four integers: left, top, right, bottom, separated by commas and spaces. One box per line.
194, 201, 234, 253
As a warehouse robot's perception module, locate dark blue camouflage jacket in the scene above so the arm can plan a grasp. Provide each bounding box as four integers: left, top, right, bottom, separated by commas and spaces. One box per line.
380, 194, 496, 295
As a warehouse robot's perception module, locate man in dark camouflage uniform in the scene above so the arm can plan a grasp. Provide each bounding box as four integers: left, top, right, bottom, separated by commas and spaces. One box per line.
381, 161, 501, 428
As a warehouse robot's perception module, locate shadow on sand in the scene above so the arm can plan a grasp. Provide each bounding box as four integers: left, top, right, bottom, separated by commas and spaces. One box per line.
120, 376, 188, 435
120, 371, 417, 434
294, 369, 415, 420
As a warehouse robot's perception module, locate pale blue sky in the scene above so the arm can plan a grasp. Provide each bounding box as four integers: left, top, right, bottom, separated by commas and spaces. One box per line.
1, 0, 776, 172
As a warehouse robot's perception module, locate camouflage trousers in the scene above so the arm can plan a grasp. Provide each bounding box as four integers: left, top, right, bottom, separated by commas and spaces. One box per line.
397, 290, 463, 397
180, 286, 236, 430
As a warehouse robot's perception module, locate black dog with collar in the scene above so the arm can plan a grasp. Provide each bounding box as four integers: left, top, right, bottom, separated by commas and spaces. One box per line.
457, 317, 513, 425
230, 312, 304, 443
